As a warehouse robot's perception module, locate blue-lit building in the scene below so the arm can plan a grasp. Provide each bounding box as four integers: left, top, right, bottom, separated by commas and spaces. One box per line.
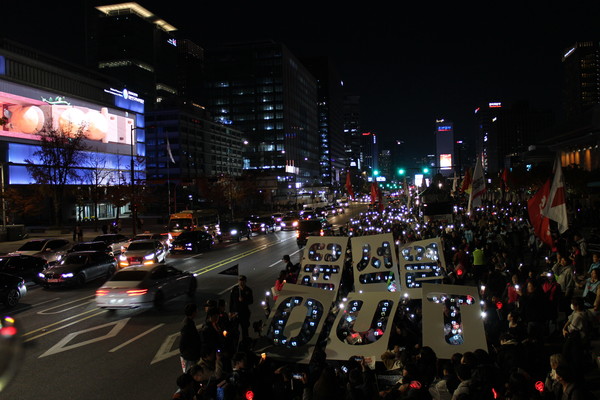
0, 39, 145, 224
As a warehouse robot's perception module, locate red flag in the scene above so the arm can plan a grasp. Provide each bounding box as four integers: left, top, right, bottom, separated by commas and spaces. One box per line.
501, 168, 509, 191
370, 181, 378, 204
528, 179, 553, 247
542, 157, 568, 234
345, 171, 354, 200
460, 168, 472, 193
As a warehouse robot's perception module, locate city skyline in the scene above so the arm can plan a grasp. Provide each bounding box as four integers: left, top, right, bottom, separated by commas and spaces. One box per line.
2, 2, 600, 159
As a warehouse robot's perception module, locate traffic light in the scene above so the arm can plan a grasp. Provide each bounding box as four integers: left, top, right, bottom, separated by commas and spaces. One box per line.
398, 168, 406, 175
422, 167, 430, 174
373, 170, 379, 176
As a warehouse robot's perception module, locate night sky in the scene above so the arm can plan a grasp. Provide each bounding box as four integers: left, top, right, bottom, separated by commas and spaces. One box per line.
3, 1, 600, 161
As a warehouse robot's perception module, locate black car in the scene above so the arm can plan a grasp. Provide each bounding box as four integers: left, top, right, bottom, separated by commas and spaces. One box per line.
0, 254, 48, 283
38, 250, 118, 287
67, 241, 114, 255
218, 220, 251, 242
247, 215, 276, 234
296, 219, 333, 247
170, 231, 214, 253
0, 272, 27, 307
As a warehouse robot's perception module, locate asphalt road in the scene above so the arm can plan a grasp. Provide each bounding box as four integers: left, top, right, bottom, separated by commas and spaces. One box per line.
0, 207, 364, 399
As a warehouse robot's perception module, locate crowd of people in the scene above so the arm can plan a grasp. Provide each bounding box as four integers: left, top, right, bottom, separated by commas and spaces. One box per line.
171, 198, 600, 400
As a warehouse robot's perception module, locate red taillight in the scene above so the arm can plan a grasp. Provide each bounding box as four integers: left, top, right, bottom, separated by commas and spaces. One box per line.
126, 289, 148, 296
96, 289, 109, 296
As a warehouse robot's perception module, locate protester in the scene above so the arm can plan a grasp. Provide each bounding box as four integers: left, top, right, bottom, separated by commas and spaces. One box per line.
180, 303, 202, 373
230, 275, 253, 342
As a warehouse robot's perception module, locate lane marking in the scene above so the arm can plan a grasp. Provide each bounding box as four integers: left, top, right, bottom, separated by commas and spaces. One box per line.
23, 308, 103, 338
37, 296, 95, 315
267, 248, 302, 268
192, 237, 295, 275
24, 310, 107, 343
39, 318, 130, 357
30, 298, 61, 308
109, 323, 165, 353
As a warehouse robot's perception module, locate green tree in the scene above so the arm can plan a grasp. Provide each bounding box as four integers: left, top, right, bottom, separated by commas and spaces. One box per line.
25, 123, 88, 226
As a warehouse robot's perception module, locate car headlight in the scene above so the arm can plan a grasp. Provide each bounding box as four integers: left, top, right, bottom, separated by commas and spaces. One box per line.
280, 222, 285, 227
144, 253, 155, 260
38, 272, 45, 279
119, 254, 127, 261
230, 229, 238, 235
186, 243, 192, 247
61, 273, 74, 278
292, 221, 298, 227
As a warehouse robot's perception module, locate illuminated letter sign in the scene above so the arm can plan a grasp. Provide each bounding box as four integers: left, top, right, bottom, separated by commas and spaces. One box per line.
297, 237, 348, 294
325, 291, 399, 361
421, 283, 488, 359
399, 238, 446, 298
262, 285, 335, 363
351, 234, 399, 293
439, 154, 452, 170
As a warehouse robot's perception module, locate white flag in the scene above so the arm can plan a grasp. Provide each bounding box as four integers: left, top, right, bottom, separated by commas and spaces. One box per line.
542, 155, 568, 233
166, 138, 175, 164
468, 156, 486, 212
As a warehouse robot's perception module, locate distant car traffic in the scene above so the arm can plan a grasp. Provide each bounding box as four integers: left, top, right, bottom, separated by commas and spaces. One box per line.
119, 239, 167, 268
66, 241, 114, 256
95, 264, 196, 309
296, 218, 333, 247
0, 272, 27, 307
169, 230, 214, 253
128, 232, 170, 248
10, 238, 71, 262
0, 254, 48, 283
280, 215, 299, 231
92, 234, 130, 256
253, 216, 277, 234
218, 220, 252, 242
38, 250, 117, 287
271, 213, 284, 224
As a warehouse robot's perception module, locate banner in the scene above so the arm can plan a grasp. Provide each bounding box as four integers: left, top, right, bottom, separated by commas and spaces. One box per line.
468, 156, 485, 212
351, 234, 399, 293
542, 156, 568, 234
527, 179, 553, 247
421, 283, 488, 359
260, 285, 336, 363
398, 238, 446, 299
325, 291, 399, 361
297, 236, 349, 295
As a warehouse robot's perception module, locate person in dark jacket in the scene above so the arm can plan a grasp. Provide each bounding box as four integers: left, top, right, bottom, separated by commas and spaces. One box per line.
179, 303, 202, 373
230, 275, 254, 341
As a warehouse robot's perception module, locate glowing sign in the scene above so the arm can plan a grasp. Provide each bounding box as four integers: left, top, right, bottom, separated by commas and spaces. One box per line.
104, 87, 144, 105
437, 126, 452, 131
351, 234, 398, 293
414, 174, 424, 187
488, 102, 502, 108
440, 154, 452, 170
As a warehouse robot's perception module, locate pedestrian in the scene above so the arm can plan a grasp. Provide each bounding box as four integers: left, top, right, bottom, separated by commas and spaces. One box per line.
230, 275, 253, 342
77, 224, 83, 242
179, 303, 202, 373
282, 254, 298, 283
72, 225, 79, 242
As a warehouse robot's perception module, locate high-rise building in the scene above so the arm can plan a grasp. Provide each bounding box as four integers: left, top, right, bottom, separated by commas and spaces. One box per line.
435, 119, 454, 176
475, 101, 554, 173
301, 57, 345, 187
343, 94, 361, 168
203, 40, 319, 196
360, 132, 378, 172
86, 2, 179, 108
562, 42, 600, 121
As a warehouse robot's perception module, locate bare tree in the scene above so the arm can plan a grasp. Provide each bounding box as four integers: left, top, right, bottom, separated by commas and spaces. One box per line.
81, 155, 112, 231
25, 123, 88, 226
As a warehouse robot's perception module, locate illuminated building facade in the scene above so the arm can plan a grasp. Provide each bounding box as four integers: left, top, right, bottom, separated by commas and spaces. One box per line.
435, 119, 454, 176
0, 39, 145, 224
343, 95, 361, 169
562, 42, 600, 121
203, 40, 319, 193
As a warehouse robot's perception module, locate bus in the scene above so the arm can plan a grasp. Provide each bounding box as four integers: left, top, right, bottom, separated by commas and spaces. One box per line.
168, 209, 220, 238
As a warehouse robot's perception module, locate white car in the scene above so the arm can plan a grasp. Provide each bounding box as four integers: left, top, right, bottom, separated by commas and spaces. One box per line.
95, 264, 196, 309
118, 239, 167, 269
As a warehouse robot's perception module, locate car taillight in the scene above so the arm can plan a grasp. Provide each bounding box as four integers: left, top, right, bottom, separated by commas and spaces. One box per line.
126, 289, 148, 296
96, 289, 109, 296
320, 229, 324, 236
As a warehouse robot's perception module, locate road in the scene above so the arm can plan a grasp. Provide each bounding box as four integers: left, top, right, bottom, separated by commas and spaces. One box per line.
0, 207, 364, 399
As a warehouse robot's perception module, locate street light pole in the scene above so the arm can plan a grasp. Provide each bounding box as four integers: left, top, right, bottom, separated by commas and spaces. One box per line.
130, 125, 137, 236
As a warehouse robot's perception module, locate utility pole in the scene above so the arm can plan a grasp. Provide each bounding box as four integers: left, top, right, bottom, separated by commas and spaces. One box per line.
130, 125, 137, 236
